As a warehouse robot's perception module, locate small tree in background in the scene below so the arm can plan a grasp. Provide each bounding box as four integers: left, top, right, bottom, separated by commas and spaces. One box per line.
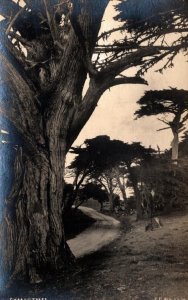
68, 136, 126, 212
135, 88, 188, 163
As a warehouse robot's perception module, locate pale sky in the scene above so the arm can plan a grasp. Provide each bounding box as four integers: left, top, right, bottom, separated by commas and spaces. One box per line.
67, 1, 188, 164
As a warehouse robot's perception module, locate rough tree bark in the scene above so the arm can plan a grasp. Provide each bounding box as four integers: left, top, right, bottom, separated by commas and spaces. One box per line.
0, 48, 75, 283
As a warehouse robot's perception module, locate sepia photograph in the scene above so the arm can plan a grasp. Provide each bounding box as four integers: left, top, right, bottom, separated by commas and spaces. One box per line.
0, 0, 188, 299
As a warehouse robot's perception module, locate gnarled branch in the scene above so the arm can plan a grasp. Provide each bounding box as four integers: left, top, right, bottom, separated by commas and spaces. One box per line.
110, 76, 147, 87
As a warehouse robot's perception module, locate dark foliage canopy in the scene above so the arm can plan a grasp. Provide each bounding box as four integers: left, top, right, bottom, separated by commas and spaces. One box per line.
115, 0, 186, 28
69, 136, 155, 179
135, 88, 188, 118
79, 182, 108, 203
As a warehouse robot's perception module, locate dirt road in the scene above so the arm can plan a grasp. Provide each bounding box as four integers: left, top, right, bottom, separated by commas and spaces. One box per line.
67, 207, 120, 258
4, 210, 188, 300
54, 210, 188, 300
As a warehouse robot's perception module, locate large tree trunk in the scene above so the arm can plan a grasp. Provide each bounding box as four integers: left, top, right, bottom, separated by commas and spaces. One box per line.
1, 139, 74, 284
0, 45, 83, 284
0, 0, 110, 284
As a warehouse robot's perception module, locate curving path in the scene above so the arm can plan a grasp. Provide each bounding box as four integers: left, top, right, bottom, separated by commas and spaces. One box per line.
67, 206, 121, 258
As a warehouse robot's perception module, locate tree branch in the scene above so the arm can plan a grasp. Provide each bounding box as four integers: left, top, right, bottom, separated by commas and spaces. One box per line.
66, 77, 110, 149
43, 0, 59, 43
67, 47, 156, 148
99, 47, 160, 77
97, 26, 188, 42
157, 118, 170, 125
95, 43, 188, 54
157, 126, 171, 131
97, 25, 127, 41
181, 113, 188, 124
109, 76, 148, 87
0, 0, 48, 40
8, 31, 31, 47
5, 6, 26, 35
